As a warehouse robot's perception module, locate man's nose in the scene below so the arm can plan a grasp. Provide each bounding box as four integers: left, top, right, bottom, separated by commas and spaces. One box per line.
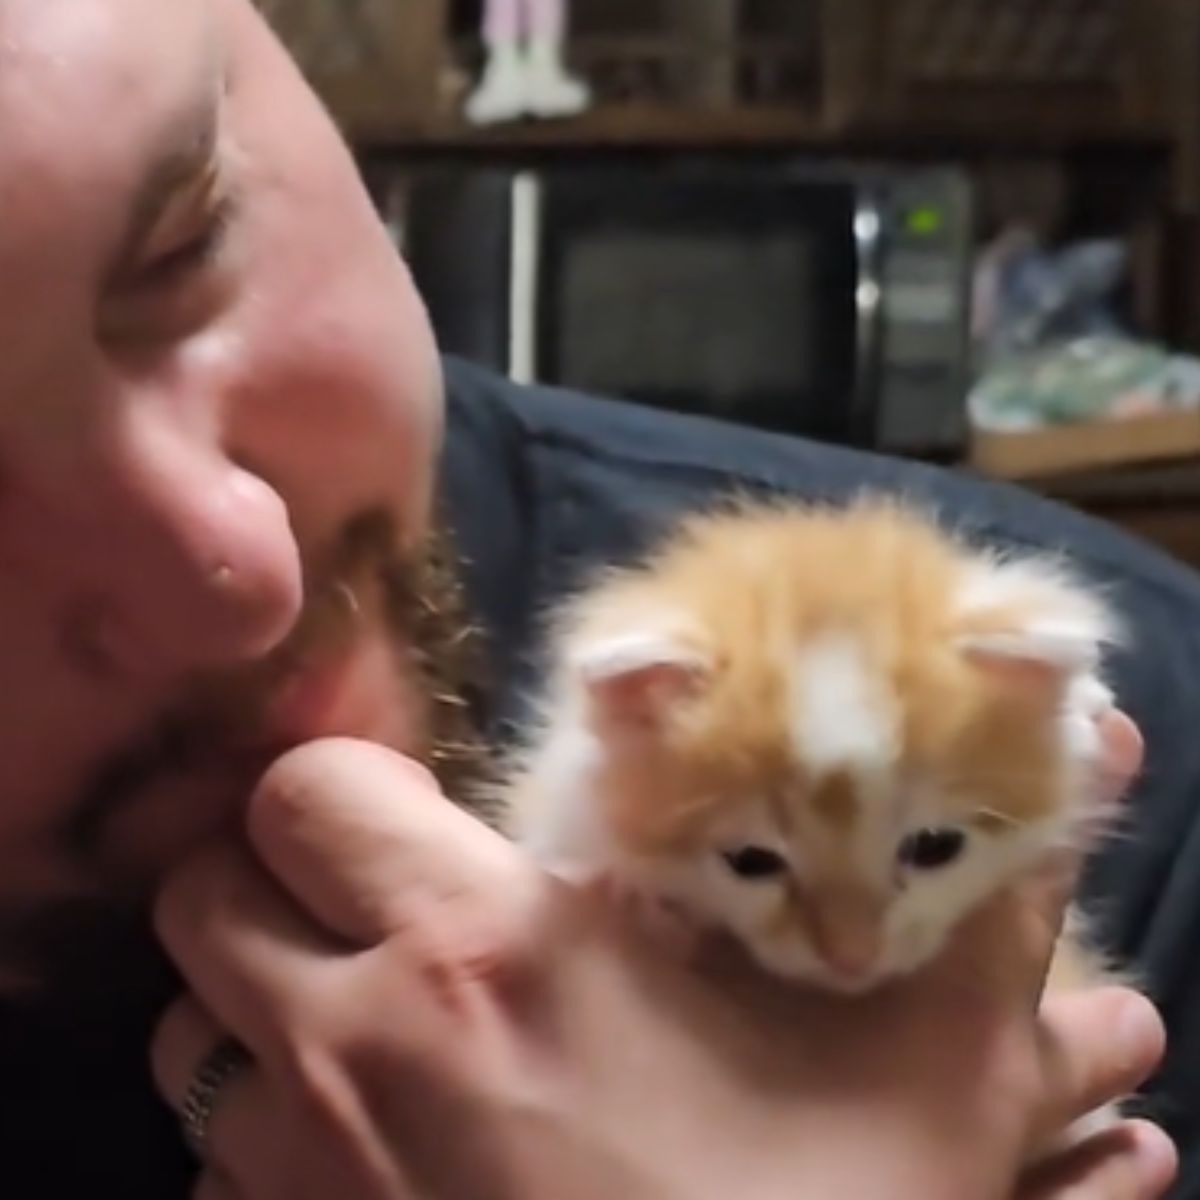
20, 404, 304, 678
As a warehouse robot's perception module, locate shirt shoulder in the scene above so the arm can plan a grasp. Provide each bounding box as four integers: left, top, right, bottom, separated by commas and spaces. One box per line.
443, 355, 1200, 597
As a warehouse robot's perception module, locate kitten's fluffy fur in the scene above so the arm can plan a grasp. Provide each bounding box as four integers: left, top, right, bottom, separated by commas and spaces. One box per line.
502, 498, 1124, 1007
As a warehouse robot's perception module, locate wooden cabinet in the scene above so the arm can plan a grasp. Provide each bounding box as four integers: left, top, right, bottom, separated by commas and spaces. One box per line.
829, 0, 1173, 142
254, 0, 449, 133
255, 0, 1174, 148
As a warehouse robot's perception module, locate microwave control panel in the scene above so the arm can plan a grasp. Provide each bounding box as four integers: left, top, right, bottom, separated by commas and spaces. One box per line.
872, 170, 974, 454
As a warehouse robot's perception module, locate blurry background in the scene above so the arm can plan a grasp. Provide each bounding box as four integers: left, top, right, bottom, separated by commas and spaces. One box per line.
256, 0, 1200, 567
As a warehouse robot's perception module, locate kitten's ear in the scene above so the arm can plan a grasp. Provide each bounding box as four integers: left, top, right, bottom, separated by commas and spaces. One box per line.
953, 560, 1119, 685
570, 629, 712, 730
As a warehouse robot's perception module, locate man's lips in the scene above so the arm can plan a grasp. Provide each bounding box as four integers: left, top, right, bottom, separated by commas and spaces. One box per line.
256, 630, 415, 754
262, 654, 360, 746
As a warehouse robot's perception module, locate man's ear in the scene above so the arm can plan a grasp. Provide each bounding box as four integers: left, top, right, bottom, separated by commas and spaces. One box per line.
569, 629, 712, 731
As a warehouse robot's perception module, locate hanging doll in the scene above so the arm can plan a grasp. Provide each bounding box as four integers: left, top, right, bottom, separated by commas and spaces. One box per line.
465, 0, 592, 126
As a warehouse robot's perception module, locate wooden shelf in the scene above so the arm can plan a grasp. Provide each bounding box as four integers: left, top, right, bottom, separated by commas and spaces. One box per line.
259, 0, 1176, 154
347, 103, 1170, 156
350, 104, 827, 151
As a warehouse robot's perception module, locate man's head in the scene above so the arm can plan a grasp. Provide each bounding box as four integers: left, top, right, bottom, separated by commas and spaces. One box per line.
0, 0, 457, 987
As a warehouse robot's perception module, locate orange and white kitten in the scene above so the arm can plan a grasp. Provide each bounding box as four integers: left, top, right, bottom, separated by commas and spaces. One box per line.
502, 498, 1124, 1001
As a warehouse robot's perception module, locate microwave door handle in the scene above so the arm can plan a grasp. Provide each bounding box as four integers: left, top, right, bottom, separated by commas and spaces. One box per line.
851, 197, 884, 447
509, 172, 542, 385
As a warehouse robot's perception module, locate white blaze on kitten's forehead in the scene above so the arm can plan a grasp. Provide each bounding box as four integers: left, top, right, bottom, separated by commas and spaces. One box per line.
790, 632, 897, 772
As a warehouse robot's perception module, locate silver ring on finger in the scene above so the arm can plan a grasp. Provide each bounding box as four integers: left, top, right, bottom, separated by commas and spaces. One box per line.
179, 1035, 253, 1159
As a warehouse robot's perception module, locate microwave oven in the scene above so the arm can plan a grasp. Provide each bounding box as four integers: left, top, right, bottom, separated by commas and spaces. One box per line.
383, 160, 974, 455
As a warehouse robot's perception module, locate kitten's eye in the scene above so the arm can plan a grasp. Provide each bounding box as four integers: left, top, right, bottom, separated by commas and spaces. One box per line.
721, 846, 787, 880
898, 828, 966, 871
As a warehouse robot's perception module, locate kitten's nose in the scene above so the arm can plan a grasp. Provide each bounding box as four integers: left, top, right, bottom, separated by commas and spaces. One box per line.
808, 892, 883, 979
816, 939, 878, 980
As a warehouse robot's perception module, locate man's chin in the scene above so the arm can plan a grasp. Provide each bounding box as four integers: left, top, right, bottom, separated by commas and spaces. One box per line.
80, 756, 267, 895
88, 618, 424, 887
261, 624, 427, 759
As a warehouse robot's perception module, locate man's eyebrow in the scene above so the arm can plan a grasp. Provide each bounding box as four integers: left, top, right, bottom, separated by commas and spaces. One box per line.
108, 103, 220, 274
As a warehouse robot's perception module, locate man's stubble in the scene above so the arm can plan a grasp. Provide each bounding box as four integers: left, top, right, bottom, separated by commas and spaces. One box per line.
0, 508, 495, 1021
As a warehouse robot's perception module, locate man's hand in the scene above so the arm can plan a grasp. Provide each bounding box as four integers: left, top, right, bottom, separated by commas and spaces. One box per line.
149, 724, 1170, 1200
1019, 1120, 1177, 1200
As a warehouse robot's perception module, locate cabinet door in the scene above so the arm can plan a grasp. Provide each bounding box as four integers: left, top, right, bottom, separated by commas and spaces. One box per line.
832, 0, 1171, 141
561, 0, 821, 115
255, 0, 449, 135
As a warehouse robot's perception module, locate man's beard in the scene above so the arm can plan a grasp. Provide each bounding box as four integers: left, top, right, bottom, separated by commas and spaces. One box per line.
0, 508, 494, 1023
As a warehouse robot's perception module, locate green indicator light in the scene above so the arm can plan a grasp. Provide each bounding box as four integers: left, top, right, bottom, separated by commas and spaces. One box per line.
907, 205, 943, 235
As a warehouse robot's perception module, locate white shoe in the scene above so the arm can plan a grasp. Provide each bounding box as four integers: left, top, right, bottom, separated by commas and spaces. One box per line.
524, 37, 591, 119
464, 40, 528, 126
